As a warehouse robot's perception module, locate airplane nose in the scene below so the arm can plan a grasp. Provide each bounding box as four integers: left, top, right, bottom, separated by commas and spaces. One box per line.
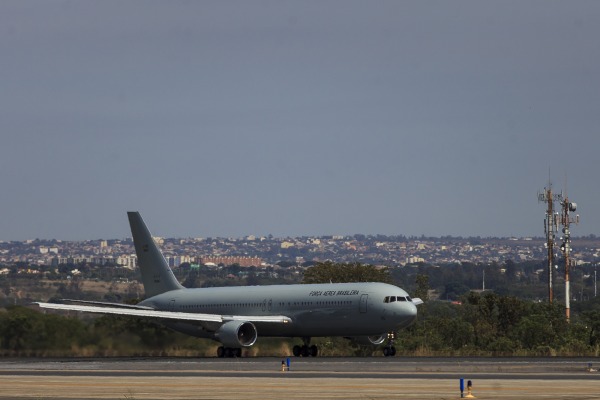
394, 303, 418, 329
409, 303, 418, 319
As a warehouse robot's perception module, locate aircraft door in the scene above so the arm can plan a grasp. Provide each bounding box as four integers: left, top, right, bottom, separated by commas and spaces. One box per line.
359, 294, 368, 313
169, 299, 176, 311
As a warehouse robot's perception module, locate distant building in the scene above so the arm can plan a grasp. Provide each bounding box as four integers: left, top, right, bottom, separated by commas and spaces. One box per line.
166, 255, 193, 267
199, 256, 262, 267
116, 255, 137, 269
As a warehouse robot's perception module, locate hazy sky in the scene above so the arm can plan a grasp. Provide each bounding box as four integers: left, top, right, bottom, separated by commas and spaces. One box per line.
1, 1, 599, 240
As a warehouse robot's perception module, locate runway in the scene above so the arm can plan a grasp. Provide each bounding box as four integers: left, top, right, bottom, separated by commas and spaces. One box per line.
0, 357, 599, 399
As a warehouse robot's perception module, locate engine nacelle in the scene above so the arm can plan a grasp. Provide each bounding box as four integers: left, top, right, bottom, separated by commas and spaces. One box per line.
214, 321, 258, 348
347, 335, 386, 346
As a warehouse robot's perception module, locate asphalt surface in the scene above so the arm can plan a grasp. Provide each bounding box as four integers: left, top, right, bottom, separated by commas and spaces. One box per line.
0, 357, 599, 399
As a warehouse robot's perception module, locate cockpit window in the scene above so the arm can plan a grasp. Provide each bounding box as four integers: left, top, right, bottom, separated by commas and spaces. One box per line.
385, 295, 413, 303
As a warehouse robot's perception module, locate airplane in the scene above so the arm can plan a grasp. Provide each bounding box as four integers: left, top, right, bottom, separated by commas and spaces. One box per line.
36, 212, 422, 357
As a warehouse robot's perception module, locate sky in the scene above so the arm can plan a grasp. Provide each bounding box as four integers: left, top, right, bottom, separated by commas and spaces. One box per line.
1, 1, 599, 240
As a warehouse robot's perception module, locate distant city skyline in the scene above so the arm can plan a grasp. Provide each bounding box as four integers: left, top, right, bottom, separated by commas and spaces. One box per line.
4, 234, 600, 267
1, 1, 599, 241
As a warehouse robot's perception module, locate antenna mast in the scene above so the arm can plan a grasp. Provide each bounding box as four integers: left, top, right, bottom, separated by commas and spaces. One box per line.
538, 181, 560, 304
559, 190, 579, 322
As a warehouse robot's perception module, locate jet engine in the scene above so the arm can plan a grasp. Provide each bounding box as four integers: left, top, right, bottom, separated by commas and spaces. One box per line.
214, 321, 258, 348
347, 335, 386, 346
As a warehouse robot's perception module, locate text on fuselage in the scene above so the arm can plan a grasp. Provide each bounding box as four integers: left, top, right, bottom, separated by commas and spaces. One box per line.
309, 290, 359, 297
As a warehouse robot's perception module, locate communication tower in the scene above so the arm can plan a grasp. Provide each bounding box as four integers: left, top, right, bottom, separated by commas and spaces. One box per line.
538, 183, 561, 303
559, 194, 579, 322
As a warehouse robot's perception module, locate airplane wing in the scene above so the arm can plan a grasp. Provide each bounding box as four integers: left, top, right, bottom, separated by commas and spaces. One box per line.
59, 299, 155, 310
33, 302, 292, 324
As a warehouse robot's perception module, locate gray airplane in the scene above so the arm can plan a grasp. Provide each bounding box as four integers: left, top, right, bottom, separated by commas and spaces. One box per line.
36, 212, 422, 357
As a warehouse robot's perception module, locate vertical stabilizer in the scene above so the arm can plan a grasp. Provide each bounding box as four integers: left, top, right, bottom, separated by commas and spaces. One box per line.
128, 212, 184, 298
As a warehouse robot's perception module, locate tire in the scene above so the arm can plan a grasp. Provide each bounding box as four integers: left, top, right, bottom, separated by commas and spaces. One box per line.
301, 345, 309, 357
292, 345, 301, 357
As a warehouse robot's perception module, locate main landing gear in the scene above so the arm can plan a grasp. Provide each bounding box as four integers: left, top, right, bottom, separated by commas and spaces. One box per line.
217, 346, 242, 358
382, 331, 397, 357
292, 337, 319, 357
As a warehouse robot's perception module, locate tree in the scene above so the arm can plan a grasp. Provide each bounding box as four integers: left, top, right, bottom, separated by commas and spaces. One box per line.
442, 282, 470, 300
414, 274, 429, 302
182, 269, 199, 288
437, 317, 475, 350
581, 310, 600, 347
504, 260, 518, 282
246, 272, 260, 286
302, 261, 392, 284
497, 295, 526, 335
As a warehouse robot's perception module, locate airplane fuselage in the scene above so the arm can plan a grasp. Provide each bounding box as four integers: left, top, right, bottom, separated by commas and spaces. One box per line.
139, 282, 417, 339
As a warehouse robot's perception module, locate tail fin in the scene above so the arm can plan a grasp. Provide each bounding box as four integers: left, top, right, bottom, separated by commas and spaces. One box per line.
128, 212, 184, 298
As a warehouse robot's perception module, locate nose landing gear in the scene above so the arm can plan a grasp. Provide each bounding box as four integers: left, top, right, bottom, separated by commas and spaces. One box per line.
382, 331, 396, 357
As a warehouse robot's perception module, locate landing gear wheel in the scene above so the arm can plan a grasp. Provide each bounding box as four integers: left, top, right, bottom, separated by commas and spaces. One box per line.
217, 346, 241, 358
293, 337, 319, 357
301, 345, 309, 357
293, 345, 301, 357
383, 346, 396, 357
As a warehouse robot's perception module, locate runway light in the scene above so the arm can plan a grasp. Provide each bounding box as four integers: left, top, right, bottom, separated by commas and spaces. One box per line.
465, 380, 475, 398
